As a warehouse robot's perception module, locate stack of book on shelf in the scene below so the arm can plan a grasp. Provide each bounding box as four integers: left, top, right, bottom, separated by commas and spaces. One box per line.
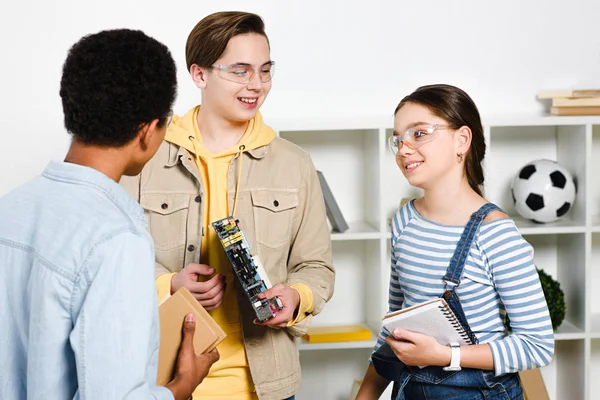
301, 324, 372, 343
538, 89, 600, 115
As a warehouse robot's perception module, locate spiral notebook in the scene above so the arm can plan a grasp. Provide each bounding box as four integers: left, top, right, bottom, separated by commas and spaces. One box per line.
381, 298, 473, 345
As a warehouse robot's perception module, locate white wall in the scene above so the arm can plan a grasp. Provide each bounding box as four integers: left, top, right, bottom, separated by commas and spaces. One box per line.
1, 0, 600, 195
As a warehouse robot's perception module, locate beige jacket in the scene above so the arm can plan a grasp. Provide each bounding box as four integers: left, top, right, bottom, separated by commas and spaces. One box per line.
121, 133, 334, 400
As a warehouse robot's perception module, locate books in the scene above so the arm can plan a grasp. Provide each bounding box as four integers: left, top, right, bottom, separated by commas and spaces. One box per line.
156, 287, 226, 386
537, 89, 600, 99
301, 324, 372, 343
551, 97, 600, 107
381, 298, 472, 346
316, 170, 349, 233
537, 89, 600, 116
550, 106, 600, 116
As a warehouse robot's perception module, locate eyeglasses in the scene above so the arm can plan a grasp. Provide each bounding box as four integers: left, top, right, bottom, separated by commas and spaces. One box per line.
388, 124, 451, 154
212, 61, 275, 84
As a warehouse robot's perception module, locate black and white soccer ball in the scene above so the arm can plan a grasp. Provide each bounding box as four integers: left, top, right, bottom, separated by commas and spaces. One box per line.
510, 159, 577, 224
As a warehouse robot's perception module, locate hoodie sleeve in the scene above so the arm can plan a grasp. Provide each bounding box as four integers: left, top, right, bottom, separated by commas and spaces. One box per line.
285, 152, 335, 337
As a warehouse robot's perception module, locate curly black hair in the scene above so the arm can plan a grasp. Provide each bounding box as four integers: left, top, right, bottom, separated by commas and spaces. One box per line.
60, 29, 177, 147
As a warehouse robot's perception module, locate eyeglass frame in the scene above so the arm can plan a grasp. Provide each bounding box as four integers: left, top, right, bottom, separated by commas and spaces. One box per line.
211, 61, 276, 84
388, 123, 453, 154
165, 110, 174, 127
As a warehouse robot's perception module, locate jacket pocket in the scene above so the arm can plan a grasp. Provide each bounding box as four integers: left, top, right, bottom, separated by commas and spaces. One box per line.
140, 193, 190, 252
251, 189, 299, 249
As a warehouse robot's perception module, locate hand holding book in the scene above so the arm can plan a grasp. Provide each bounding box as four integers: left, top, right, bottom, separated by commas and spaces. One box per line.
157, 287, 226, 386
384, 328, 452, 368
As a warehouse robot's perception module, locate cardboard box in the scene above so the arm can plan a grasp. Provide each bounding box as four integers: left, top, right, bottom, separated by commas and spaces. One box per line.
519, 369, 549, 400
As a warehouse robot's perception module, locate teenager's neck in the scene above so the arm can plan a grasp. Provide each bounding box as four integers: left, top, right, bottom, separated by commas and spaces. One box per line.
197, 105, 249, 153
418, 176, 483, 225
64, 140, 128, 182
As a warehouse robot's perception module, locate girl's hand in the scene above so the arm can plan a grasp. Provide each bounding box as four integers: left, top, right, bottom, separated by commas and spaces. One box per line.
384, 329, 451, 367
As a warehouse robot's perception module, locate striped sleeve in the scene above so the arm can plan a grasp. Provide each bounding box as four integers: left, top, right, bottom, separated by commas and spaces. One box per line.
372, 209, 406, 355
480, 221, 555, 375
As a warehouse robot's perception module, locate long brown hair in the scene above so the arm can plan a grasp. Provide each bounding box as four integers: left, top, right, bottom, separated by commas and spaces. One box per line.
395, 84, 485, 196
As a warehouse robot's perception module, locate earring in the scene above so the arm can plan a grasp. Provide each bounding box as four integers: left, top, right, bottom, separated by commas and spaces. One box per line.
457, 152, 464, 163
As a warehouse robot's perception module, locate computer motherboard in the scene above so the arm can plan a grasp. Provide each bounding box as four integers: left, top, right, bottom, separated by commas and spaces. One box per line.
212, 216, 284, 322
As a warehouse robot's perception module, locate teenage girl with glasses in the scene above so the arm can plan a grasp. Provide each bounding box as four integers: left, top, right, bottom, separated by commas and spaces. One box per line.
356, 84, 554, 400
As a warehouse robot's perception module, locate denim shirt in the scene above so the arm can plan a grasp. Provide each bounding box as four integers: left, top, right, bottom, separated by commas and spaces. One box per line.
0, 161, 173, 400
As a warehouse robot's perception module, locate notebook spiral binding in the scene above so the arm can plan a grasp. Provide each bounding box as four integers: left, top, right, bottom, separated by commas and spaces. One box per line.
438, 303, 473, 345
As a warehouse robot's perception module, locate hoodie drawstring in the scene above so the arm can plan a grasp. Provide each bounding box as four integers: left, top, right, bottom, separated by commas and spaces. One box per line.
231, 144, 245, 216
188, 136, 245, 217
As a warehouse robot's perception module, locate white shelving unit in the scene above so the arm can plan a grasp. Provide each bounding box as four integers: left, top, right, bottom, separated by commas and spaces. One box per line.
269, 114, 600, 400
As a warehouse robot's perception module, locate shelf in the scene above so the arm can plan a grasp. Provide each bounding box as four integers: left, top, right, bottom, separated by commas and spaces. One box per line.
593, 127, 600, 223
553, 320, 585, 340
592, 340, 600, 398
279, 128, 381, 230
330, 221, 381, 241
591, 314, 600, 338
384, 215, 586, 237
540, 339, 586, 400
298, 332, 378, 351
270, 113, 600, 132
512, 216, 587, 235
592, 234, 600, 338
483, 114, 600, 127
272, 115, 599, 399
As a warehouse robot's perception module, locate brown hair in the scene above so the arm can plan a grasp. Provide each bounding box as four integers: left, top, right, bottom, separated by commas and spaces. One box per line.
394, 84, 485, 196
185, 11, 269, 71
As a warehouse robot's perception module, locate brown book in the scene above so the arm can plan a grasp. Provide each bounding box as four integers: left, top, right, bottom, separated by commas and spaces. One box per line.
538, 89, 600, 99
552, 97, 600, 107
156, 287, 226, 386
550, 106, 600, 116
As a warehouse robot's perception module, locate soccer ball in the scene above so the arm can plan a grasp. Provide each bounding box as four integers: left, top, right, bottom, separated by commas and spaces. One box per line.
510, 159, 577, 224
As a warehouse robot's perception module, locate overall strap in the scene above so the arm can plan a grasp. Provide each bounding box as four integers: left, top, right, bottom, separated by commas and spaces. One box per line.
443, 203, 502, 290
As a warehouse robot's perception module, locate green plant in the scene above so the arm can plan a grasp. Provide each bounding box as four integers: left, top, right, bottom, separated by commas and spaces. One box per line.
504, 268, 566, 331
537, 268, 566, 330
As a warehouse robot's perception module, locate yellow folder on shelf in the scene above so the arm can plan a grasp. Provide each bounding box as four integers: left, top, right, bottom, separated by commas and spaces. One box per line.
302, 324, 372, 343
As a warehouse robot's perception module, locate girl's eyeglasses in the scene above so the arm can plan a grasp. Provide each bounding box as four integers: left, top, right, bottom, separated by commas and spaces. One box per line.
388, 124, 451, 154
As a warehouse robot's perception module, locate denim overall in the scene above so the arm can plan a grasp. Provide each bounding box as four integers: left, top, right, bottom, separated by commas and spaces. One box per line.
372, 203, 523, 400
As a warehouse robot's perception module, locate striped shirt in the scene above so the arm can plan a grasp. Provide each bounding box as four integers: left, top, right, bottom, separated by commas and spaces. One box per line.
374, 200, 554, 376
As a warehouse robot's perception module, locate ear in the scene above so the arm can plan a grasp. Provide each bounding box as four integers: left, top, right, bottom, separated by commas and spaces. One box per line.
189, 64, 208, 89
136, 119, 161, 151
455, 125, 472, 155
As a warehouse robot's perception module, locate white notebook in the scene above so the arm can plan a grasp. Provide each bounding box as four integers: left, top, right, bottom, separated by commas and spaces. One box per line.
381, 298, 473, 346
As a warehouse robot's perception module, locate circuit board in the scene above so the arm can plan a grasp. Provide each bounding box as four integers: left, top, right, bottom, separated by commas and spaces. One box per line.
212, 216, 284, 322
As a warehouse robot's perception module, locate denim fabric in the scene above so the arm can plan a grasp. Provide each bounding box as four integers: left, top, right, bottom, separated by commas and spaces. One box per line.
372, 203, 523, 400
403, 371, 522, 400
0, 162, 172, 400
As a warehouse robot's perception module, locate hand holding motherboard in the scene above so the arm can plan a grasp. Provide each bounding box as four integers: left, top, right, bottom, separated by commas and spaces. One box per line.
212, 216, 284, 322
253, 284, 300, 328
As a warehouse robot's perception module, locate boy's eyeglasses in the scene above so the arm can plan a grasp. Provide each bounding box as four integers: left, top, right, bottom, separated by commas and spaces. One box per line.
212, 61, 275, 84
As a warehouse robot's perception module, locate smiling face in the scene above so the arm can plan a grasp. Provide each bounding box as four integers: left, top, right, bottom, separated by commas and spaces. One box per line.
192, 33, 272, 123
393, 102, 465, 190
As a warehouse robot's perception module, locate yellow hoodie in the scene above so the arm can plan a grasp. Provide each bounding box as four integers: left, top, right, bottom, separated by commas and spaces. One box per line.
155, 106, 313, 400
